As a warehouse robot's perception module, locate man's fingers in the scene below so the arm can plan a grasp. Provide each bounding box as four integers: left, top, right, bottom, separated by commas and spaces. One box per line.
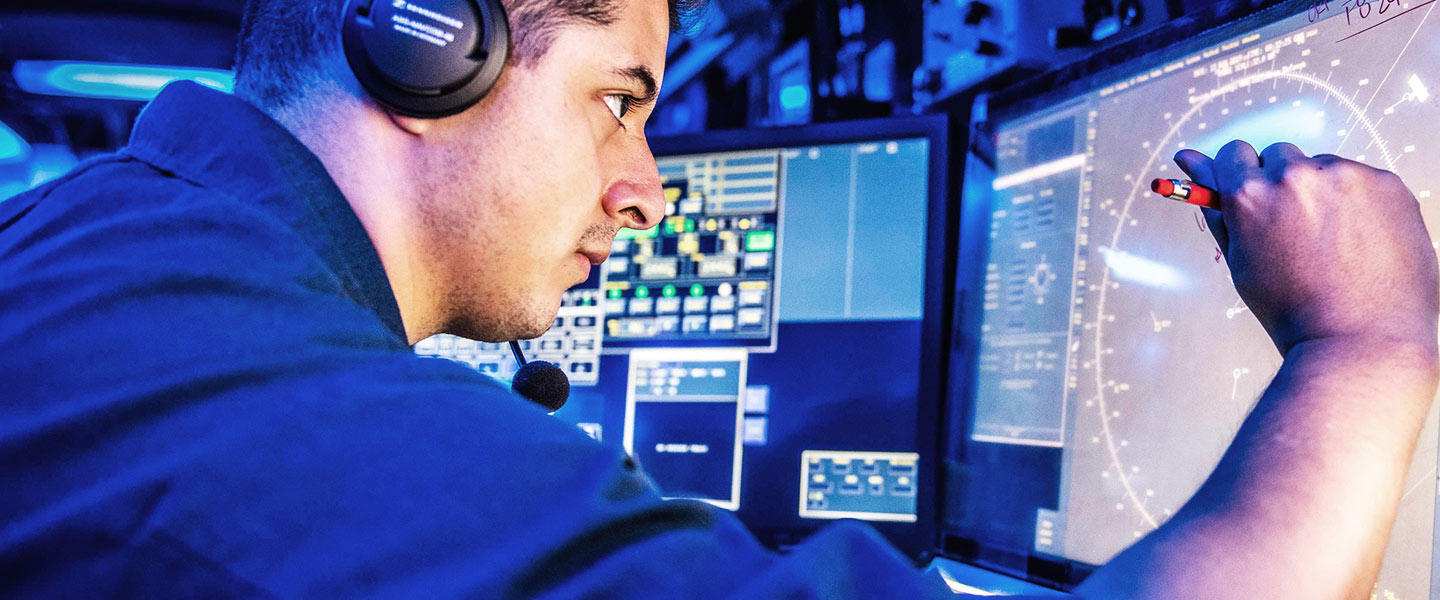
1174, 149, 1218, 188
1202, 206, 1229, 259
1260, 142, 1307, 181
1214, 140, 1264, 202
1175, 150, 1230, 257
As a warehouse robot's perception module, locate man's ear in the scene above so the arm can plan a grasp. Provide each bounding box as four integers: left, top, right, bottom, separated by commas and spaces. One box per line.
387, 111, 435, 136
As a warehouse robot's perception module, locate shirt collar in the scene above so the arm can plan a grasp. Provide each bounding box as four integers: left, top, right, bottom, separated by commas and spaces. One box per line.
124, 81, 407, 342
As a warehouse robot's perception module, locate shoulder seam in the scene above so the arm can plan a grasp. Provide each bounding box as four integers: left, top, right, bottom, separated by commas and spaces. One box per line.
32, 154, 139, 203
115, 149, 212, 194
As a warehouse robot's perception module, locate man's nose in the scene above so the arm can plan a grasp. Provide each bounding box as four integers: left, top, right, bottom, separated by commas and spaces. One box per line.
602, 141, 666, 231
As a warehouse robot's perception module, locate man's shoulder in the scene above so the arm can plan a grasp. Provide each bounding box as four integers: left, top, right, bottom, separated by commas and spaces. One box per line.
2, 149, 335, 289
8, 149, 282, 234
0, 146, 393, 397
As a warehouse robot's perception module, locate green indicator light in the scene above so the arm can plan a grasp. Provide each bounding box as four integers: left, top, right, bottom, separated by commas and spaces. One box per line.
745, 230, 776, 252
662, 285, 677, 298
685, 218, 696, 232
607, 288, 622, 299
616, 226, 659, 240
635, 286, 650, 299
690, 284, 704, 297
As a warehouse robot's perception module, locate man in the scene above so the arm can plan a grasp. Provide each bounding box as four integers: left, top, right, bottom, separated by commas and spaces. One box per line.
0, 0, 1433, 598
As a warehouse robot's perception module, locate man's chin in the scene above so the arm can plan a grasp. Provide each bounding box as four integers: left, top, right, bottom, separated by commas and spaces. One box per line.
443, 306, 557, 343
508, 318, 555, 341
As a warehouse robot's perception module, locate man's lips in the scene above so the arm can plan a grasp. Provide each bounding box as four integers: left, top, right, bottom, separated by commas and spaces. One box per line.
578, 248, 611, 266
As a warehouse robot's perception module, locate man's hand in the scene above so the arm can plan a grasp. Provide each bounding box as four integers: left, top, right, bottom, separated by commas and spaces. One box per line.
1176, 141, 1438, 358
1075, 142, 1440, 599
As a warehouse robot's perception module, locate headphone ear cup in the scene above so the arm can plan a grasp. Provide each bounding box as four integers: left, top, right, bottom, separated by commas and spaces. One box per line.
341, 0, 509, 118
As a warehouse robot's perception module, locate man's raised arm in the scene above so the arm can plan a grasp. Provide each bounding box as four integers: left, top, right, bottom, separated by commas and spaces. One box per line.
1074, 140, 1440, 599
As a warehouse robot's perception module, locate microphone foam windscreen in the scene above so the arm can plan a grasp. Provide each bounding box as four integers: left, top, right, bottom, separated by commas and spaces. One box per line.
511, 361, 570, 412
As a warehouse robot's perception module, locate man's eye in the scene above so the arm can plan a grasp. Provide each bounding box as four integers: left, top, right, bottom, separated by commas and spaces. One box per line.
604, 94, 632, 121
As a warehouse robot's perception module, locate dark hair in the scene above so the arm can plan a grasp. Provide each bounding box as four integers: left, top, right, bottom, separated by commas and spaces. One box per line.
233, 0, 705, 110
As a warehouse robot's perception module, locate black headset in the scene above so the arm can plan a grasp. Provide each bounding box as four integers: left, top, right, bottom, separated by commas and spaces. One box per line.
341, 0, 509, 118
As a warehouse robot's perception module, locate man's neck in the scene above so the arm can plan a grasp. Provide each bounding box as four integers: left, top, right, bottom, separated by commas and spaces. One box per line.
263, 93, 441, 345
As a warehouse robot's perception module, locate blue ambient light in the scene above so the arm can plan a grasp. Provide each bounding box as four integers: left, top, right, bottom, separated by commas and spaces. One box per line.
779, 84, 811, 112
0, 121, 31, 164
13, 60, 234, 102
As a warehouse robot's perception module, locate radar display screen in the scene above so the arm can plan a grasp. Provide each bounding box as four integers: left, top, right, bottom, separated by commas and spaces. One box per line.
952, 4, 1440, 596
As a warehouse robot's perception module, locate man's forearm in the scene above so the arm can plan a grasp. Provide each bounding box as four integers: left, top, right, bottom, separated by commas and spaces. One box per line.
1075, 337, 1438, 599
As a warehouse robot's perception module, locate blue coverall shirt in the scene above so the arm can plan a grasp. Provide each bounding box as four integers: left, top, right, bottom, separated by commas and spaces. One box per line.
0, 82, 962, 599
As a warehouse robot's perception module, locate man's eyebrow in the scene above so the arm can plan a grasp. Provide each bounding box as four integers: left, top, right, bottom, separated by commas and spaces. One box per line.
614, 65, 659, 107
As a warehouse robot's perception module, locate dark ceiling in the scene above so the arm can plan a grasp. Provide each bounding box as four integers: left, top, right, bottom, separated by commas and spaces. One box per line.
0, 1, 245, 152
0, 0, 780, 153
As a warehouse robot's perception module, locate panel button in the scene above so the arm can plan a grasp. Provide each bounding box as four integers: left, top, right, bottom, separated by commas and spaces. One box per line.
640, 258, 679, 280
743, 252, 772, 272
710, 296, 736, 312
737, 308, 765, 328
699, 257, 738, 278
682, 315, 708, 334
628, 297, 654, 315
709, 314, 735, 332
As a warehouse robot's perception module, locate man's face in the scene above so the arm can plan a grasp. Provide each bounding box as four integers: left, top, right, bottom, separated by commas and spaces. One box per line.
408, 0, 669, 342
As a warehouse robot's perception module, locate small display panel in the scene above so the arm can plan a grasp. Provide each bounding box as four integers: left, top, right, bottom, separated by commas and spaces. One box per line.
799, 450, 919, 523
623, 348, 748, 510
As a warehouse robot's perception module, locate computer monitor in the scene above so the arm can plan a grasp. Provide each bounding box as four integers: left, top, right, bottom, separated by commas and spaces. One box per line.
422, 115, 952, 556
946, 2, 1440, 595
